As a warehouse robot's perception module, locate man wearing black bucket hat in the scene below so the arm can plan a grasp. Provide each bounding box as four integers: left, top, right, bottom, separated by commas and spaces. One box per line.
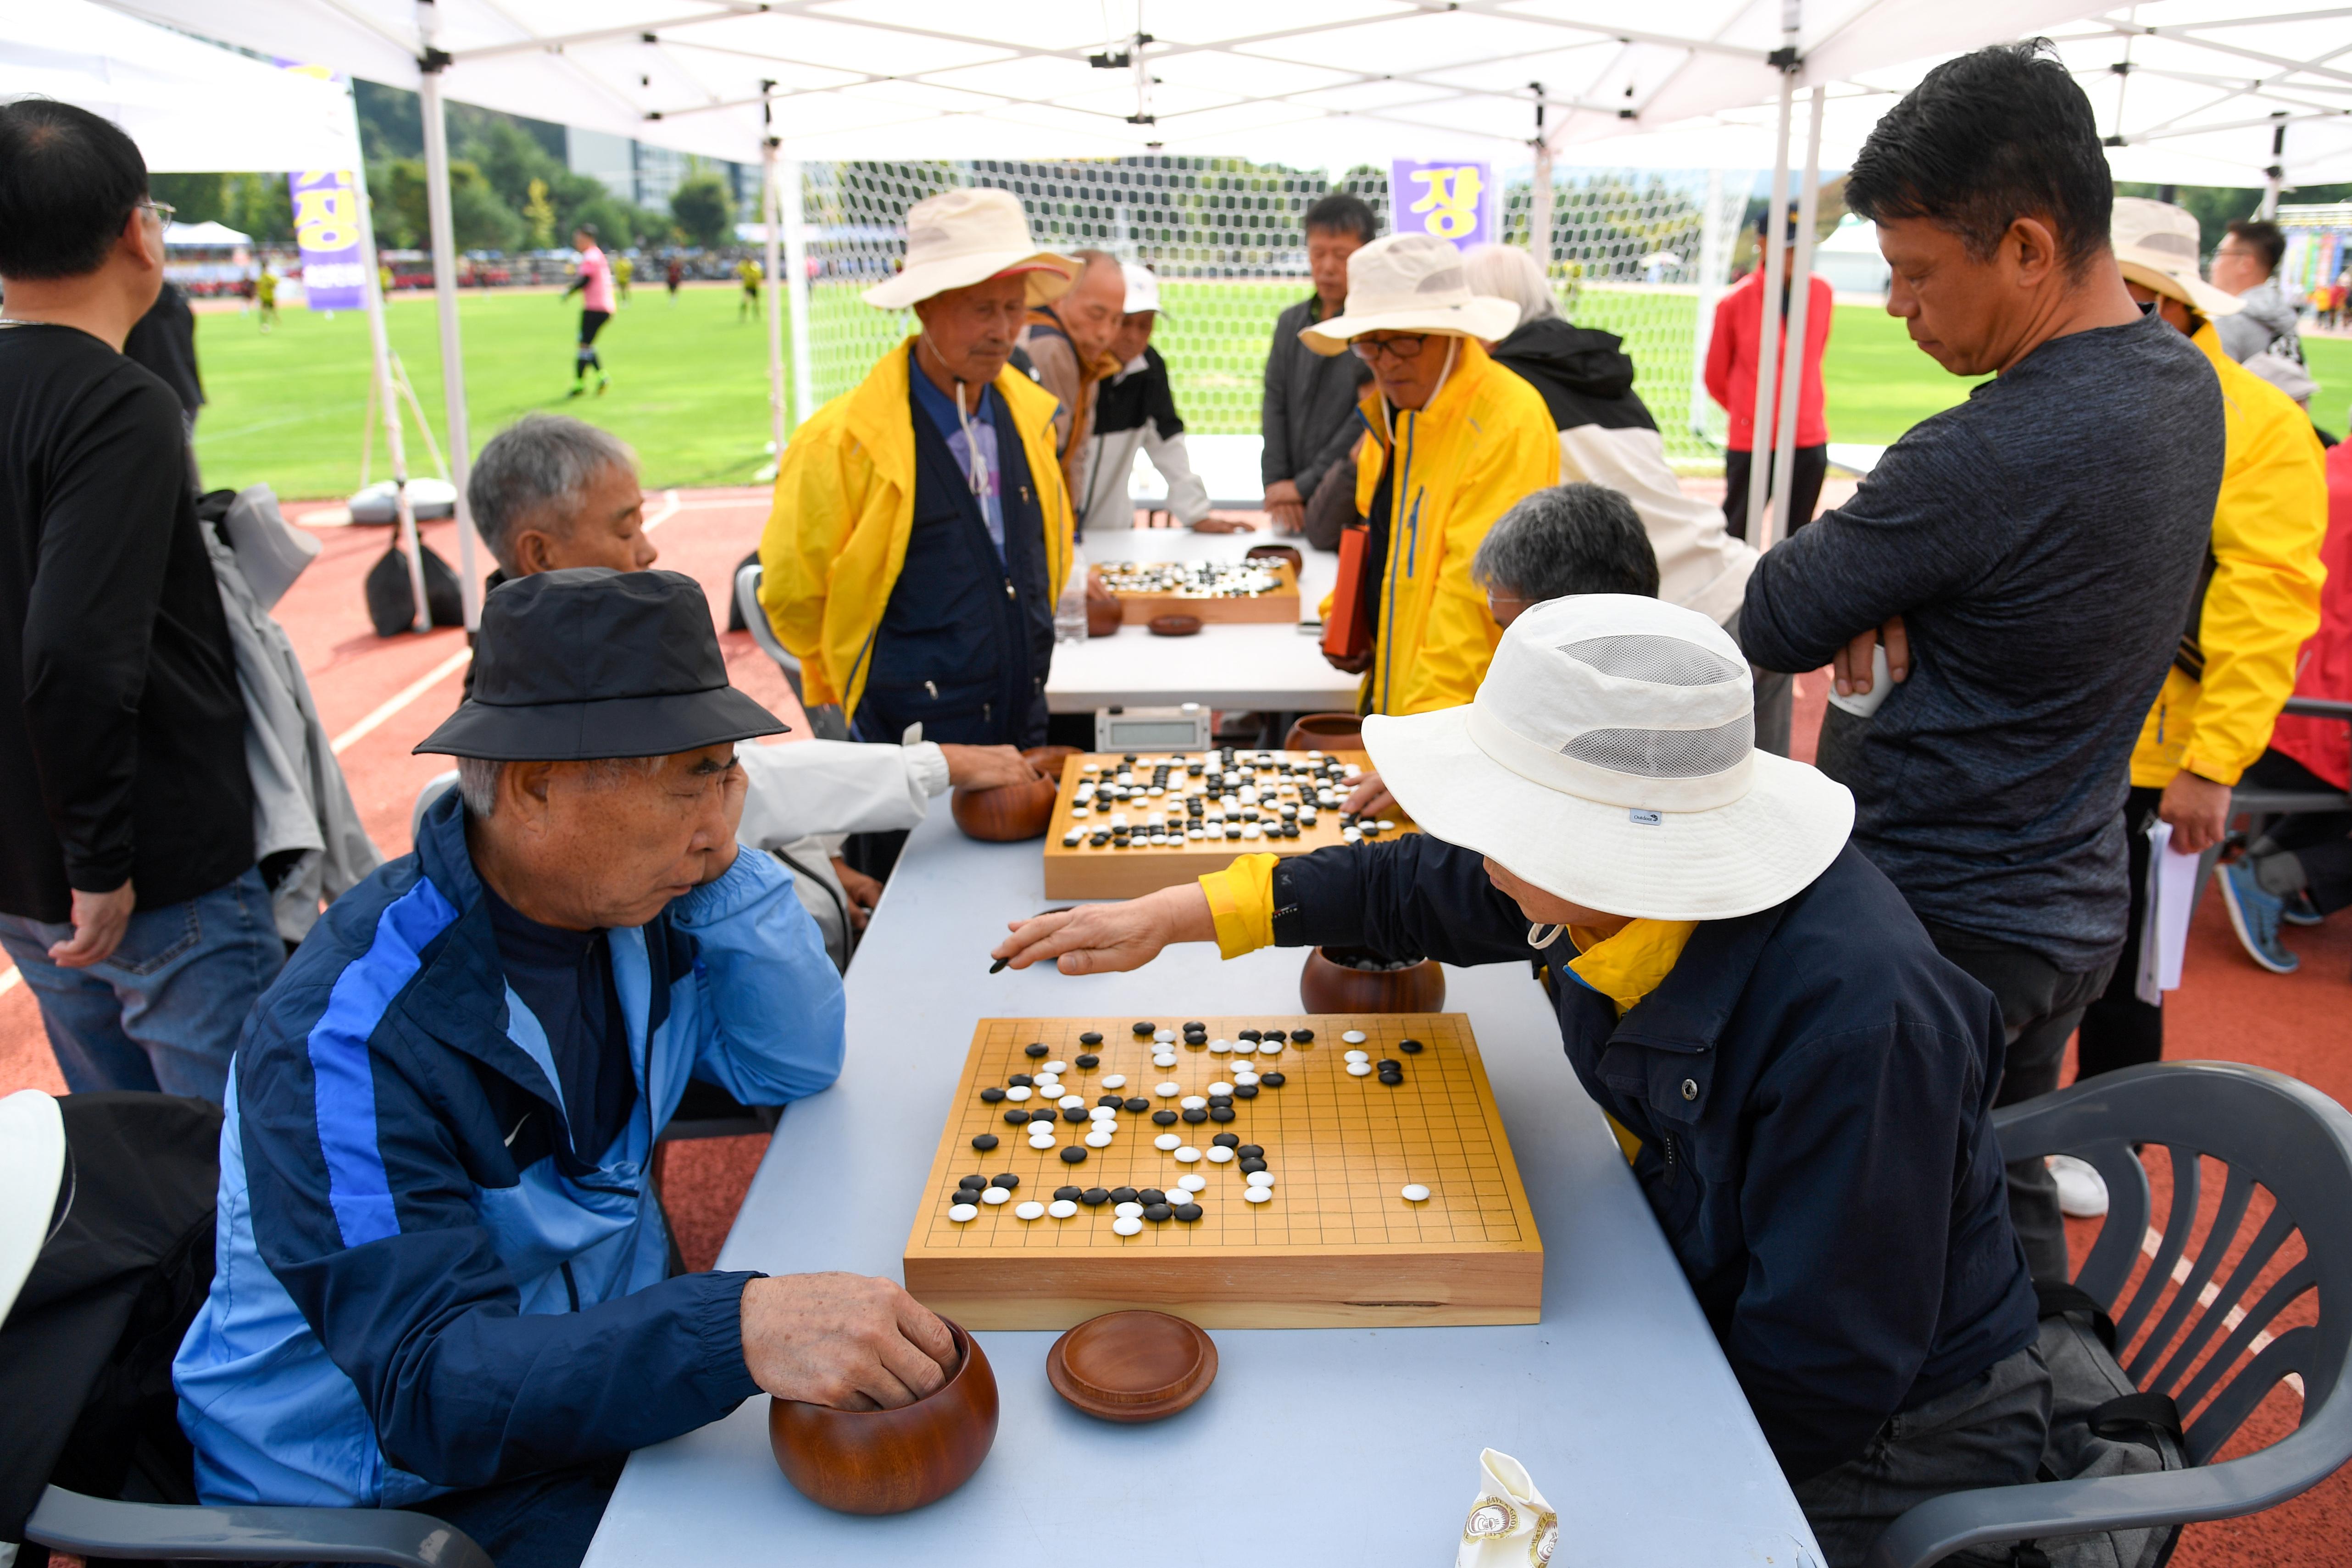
173, 570, 956, 1564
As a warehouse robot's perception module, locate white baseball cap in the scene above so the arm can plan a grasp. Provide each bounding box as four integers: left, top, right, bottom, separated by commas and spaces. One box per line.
1299, 233, 1520, 356
1362, 595, 1853, 920
1120, 260, 1166, 317
2112, 197, 2242, 320
862, 188, 1077, 311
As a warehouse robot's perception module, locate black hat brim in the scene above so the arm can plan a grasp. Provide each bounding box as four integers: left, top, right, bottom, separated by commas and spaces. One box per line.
413, 685, 787, 761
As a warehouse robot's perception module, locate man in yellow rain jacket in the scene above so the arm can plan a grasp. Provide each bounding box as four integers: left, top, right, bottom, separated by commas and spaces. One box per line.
1303, 233, 1558, 717
2071, 199, 2326, 1111
759, 188, 1075, 757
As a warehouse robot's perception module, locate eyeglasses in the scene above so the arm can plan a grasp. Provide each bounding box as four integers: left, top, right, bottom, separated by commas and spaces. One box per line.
138, 199, 176, 226
1351, 333, 1431, 364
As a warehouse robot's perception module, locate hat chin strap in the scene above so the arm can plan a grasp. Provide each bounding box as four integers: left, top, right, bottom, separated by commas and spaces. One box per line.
918, 334, 990, 498
1527, 923, 1566, 951
1378, 335, 1458, 446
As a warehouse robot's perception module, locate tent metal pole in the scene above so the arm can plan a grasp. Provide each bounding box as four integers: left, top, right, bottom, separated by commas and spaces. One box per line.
2261, 112, 2287, 219
1690, 167, 1730, 445
783, 156, 813, 432
347, 100, 429, 633
761, 83, 787, 467
1745, 68, 1796, 549
1766, 84, 1825, 552
417, 1, 479, 633
1529, 82, 1552, 269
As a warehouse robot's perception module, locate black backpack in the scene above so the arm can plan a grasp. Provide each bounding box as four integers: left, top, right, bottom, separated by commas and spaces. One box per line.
365, 542, 464, 636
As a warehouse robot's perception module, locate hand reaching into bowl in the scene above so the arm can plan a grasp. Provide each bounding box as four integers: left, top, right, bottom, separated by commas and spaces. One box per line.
740, 1273, 958, 1411
938, 744, 1038, 792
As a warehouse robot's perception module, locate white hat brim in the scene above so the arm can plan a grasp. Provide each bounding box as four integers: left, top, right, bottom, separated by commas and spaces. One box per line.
1362, 707, 1855, 921
2118, 257, 2244, 319
863, 249, 1077, 310
1300, 295, 1521, 356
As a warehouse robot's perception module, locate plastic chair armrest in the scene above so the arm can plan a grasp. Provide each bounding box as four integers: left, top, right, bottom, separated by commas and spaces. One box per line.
25, 1485, 495, 1568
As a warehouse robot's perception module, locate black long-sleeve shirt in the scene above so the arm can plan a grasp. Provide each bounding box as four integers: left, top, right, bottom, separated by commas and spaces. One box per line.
0, 322, 251, 920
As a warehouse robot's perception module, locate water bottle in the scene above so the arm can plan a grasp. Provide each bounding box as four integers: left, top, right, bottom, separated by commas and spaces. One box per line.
1055, 543, 1090, 644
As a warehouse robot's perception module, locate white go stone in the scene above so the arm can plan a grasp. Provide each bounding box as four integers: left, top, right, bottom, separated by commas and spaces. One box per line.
1230, 1040, 1256, 1056
1044, 1060, 1068, 1074
1177, 1173, 1208, 1192
1256, 1039, 1283, 1056
1005, 1085, 1032, 1102
1058, 1095, 1085, 1110
1342, 1030, 1368, 1044
1174, 1146, 1202, 1163
1014, 1201, 1045, 1221
1179, 1095, 1207, 1110
981, 1187, 1011, 1205
1207, 1039, 1232, 1054
1084, 1130, 1115, 1148
1154, 1029, 1177, 1043
1048, 1200, 1079, 1219
1205, 1146, 1235, 1164
1207, 1081, 1234, 1096
1114, 1201, 1145, 1218
1401, 1184, 1432, 1202
1102, 1074, 1127, 1090
1244, 1187, 1274, 1203
1346, 1061, 1374, 1077
1152, 1056, 1178, 1071
948, 1204, 979, 1223
1344, 1050, 1369, 1063
1155, 1081, 1182, 1097
1034, 1074, 1061, 1091
1246, 1171, 1275, 1189
1112, 1216, 1144, 1236
1090, 1106, 1119, 1123
1233, 1070, 1261, 1086
1154, 1133, 1182, 1151
1029, 1136, 1058, 1151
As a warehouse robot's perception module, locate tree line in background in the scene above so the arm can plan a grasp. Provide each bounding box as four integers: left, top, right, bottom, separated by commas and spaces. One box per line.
149, 80, 741, 255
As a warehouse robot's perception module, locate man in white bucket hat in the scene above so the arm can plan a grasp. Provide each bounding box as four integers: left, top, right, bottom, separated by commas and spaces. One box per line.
760, 187, 1078, 788
1303, 232, 1558, 716
994, 595, 2046, 1562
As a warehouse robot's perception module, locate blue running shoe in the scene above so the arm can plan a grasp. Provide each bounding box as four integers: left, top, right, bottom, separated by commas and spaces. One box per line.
2216, 861, 2300, 974
2280, 888, 2324, 928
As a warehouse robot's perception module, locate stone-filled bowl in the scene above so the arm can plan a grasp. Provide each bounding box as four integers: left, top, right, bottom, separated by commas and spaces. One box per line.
767, 1318, 998, 1515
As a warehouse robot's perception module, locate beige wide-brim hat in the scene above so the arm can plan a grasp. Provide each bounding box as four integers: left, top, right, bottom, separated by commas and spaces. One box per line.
1362, 595, 1853, 921
863, 187, 1078, 310
2113, 196, 2242, 321
1299, 233, 1521, 356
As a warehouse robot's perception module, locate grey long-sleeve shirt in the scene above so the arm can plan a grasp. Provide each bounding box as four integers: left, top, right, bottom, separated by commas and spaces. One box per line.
1738, 312, 2224, 973
1260, 295, 1372, 500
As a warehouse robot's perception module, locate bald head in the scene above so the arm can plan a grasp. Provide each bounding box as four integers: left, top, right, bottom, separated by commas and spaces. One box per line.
1060, 249, 1127, 362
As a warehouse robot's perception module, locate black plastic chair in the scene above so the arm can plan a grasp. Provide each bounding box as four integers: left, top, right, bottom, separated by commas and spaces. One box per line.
25, 1486, 494, 1566
1866, 1062, 2352, 1567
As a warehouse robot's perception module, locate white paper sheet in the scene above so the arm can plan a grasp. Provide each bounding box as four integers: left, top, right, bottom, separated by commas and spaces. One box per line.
2134, 819, 2201, 1005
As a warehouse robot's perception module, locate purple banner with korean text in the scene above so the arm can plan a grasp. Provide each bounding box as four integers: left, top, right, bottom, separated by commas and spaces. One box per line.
1390, 160, 1495, 247
288, 170, 365, 311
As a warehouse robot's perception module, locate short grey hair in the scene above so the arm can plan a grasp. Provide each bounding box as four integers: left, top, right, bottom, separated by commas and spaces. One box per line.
453, 754, 664, 818
466, 413, 635, 573
1462, 244, 1562, 328
1472, 484, 1659, 603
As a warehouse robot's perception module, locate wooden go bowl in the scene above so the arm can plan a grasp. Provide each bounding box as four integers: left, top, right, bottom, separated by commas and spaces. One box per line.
768, 1318, 999, 1515
1300, 945, 1447, 1014
1245, 543, 1304, 576
950, 745, 1077, 842
1086, 592, 1124, 638
1147, 613, 1202, 637
1046, 1310, 1218, 1423
1281, 712, 1362, 752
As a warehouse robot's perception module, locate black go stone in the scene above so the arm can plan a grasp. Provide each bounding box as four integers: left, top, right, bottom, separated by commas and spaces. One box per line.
1238, 1029, 1262, 1042
1212, 1133, 1241, 1148
1380, 1058, 1401, 1069
1063, 1106, 1089, 1123
1181, 1107, 1207, 1124
1131, 1021, 1157, 1035
1099, 1094, 1125, 1108
1025, 1042, 1050, 1058
980, 1087, 1006, 1103
1110, 1187, 1140, 1204
1075, 1054, 1100, 1068
1001, 1109, 1029, 1126
971, 1134, 1000, 1151
1079, 1032, 1104, 1045
1240, 1158, 1268, 1175
1008, 1073, 1033, 1087
1183, 1021, 1206, 1032
1398, 1038, 1425, 1054
1258, 1073, 1285, 1088
1030, 1109, 1056, 1124
1139, 1188, 1167, 1205
1208, 1094, 1233, 1107
1262, 1030, 1287, 1043
1055, 1185, 1084, 1201
1209, 1106, 1236, 1123
1233, 1084, 1260, 1100
1060, 1147, 1088, 1164
1125, 1097, 1151, 1113
1174, 1203, 1204, 1222
958, 1174, 988, 1189
1237, 1145, 1265, 1159
1290, 1029, 1315, 1043
990, 1174, 1019, 1190
1153, 1110, 1179, 1126
1080, 1188, 1111, 1206
1142, 1204, 1173, 1223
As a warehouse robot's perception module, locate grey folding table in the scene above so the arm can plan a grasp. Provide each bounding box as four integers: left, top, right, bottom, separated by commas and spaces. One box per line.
584, 810, 1824, 1566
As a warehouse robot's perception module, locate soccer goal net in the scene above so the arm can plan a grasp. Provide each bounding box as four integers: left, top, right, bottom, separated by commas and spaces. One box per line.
794, 158, 1747, 472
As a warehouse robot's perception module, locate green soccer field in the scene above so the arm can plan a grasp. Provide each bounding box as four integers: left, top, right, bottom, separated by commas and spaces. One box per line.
190, 284, 2346, 501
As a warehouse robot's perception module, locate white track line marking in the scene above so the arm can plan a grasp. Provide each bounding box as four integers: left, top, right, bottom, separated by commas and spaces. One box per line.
0, 965, 17, 997
332, 649, 473, 755
643, 489, 683, 533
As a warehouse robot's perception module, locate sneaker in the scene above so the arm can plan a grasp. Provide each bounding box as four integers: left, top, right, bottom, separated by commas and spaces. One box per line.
595, 376, 609, 397
2048, 1154, 2109, 1219
2216, 860, 2301, 974
2280, 888, 2324, 928
566, 382, 585, 399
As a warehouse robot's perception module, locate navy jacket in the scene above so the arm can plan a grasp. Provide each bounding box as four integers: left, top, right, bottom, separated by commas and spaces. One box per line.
1273, 834, 2037, 1482
173, 793, 845, 1507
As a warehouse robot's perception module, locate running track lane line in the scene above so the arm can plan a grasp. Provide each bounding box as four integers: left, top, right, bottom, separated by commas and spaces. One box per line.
644, 489, 682, 533
331, 648, 474, 756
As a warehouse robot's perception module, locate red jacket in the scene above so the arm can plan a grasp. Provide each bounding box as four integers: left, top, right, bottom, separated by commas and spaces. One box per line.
2269, 439, 2352, 790
1705, 270, 1833, 452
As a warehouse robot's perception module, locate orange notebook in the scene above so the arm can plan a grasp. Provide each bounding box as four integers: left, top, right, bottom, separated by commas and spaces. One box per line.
1322, 523, 1372, 662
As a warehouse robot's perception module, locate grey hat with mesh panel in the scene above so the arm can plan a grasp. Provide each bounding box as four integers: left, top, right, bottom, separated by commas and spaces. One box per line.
1361, 594, 1853, 920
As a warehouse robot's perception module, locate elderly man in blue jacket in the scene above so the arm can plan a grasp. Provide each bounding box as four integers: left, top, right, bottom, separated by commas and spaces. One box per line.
174, 569, 955, 1566
994, 595, 2045, 1567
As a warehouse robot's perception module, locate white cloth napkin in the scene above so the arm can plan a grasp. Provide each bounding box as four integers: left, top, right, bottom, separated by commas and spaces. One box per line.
1455, 1448, 1558, 1567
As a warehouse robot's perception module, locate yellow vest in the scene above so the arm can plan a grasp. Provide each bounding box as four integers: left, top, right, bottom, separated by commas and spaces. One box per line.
1351, 339, 1560, 714
757, 338, 1073, 719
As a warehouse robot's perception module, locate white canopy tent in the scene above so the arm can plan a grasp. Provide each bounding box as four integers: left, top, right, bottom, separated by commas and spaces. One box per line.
85, 0, 2132, 561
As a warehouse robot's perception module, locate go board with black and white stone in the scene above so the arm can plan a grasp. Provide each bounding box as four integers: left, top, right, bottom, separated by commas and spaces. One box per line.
903, 1015, 1541, 1329
1094, 558, 1299, 625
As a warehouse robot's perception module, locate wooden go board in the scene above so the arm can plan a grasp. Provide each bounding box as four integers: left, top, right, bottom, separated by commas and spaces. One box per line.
1095, 559, 1300, 624
901, 1016, 1542, 1329
1040, 749, 1418, 901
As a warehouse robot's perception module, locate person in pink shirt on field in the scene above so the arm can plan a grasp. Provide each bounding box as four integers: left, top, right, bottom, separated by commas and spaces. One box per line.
562, 222, 615, 397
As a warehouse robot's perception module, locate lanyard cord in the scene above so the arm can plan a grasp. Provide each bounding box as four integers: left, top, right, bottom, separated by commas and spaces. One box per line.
919, 335, 989, 498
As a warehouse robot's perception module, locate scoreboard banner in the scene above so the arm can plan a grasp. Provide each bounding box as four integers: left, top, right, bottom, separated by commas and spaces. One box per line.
1390, 159, 1495, 247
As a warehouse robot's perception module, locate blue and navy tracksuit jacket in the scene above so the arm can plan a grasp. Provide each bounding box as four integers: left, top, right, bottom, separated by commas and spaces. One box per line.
172, 791, 844, 1507
1271, 834, 2040, 1484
